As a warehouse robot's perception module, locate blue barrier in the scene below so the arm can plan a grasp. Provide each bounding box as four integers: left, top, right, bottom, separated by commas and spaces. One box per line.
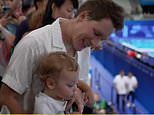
140, 0, 154, 5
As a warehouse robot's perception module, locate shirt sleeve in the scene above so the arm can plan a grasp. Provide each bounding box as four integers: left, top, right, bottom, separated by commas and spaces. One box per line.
133, 76, 138, 87
113, 75, 118, 84
2, 35, 38, 95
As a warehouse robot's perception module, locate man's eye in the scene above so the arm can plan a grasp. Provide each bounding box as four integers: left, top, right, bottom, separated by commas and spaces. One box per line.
67, 84, 74, 87
94, 30, 102, 37
95, 32, 100, 36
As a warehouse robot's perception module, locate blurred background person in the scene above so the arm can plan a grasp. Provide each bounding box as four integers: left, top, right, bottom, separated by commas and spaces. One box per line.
42, 0, 78, 26
0, 0, 22, 80
93, 92, 115, 114
12, 0, 47, 49
93, 92, 105, 114
125, 72, 138, 108
113, 70, 127, 112
14, 0, 79, 47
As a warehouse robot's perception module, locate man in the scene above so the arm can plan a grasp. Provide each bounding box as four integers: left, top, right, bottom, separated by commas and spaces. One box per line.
0, 0, 124, 113
113, 70, 127, 112
125, 72, 138, 108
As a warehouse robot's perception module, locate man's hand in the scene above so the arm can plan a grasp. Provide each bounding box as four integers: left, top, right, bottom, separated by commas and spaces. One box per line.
65, 80, 94, 113
83, 87, 94, 107
65, 88, 84, 114
77, 80, 94, 107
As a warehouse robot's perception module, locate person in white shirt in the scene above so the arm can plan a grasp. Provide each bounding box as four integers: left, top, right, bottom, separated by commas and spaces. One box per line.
125, 72, 138, 107
0, 0, 124, 113
113, 70, 127, 112
34, 52, 80, 114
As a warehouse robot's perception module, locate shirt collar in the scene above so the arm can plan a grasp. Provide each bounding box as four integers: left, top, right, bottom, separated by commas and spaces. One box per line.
51, 18, 66, 51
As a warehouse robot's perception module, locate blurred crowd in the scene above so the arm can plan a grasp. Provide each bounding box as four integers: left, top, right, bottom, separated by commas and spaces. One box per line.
0, 0, 47, 77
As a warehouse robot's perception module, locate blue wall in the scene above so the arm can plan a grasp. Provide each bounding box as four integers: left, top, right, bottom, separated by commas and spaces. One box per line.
91, 43, 154, 113
140, 0, 154, 5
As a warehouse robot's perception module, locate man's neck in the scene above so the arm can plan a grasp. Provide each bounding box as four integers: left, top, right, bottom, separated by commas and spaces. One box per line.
60, 18, 76, 57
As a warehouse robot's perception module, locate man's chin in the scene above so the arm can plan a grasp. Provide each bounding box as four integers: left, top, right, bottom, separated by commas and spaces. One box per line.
76, 47, 85, 51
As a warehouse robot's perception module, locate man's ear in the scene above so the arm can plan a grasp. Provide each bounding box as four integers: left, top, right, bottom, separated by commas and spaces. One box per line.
77, 11, 90, 22
45, 77, 56, 90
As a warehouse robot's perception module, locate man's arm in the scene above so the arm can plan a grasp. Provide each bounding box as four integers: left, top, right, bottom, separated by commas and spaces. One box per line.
0, 83, 24, 113
133, 77, 138, 89
77, 80, 94, 107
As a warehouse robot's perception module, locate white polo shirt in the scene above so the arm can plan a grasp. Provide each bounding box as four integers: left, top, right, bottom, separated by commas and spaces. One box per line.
34, 92, 66, 114
113, 75, 128, 95
2, 18, 67, 113
125, 76, 138, 92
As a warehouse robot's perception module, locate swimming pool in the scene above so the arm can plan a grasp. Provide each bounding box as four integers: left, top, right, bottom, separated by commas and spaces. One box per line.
110, 20, 154, 57
116, 38, 154, 58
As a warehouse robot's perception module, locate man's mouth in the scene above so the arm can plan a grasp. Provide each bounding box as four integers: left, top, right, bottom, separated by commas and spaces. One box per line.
83, 39, 91, 48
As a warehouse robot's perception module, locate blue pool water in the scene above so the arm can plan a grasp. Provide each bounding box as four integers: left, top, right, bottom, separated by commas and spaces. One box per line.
118, 39, 154, 49
109, 20, 154, 57
148, 52, 154, 58
116, 38, 154, 57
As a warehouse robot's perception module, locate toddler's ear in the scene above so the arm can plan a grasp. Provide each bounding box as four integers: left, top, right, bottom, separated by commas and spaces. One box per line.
46, 77, 56, 89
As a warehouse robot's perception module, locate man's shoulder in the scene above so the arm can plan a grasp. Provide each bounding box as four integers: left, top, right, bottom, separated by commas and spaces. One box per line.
115, 74, 120, 79
22, 25, 53, 44
30, 25, 52, 36
132, 76, 137, 81
113, 75, 120, 81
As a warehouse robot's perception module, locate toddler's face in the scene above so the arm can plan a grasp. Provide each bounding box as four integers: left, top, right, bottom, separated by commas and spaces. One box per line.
53, 69, 79, 101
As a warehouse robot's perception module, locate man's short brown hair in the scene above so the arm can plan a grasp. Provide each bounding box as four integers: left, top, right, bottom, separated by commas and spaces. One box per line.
37, 52, 78, 81
77, 0, 125, 31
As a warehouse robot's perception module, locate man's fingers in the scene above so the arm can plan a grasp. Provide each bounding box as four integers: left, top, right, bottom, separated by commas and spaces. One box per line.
65, 97, 75, 113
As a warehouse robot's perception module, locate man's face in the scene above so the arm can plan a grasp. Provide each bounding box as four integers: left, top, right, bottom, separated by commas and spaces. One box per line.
128, 72, 132, 78
120, 71, 125, 77
71, 17, 114, 51
53, 69, 79, 101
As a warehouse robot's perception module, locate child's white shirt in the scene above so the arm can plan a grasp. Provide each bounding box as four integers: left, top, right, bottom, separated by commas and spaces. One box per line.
34, 92, 67, 114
